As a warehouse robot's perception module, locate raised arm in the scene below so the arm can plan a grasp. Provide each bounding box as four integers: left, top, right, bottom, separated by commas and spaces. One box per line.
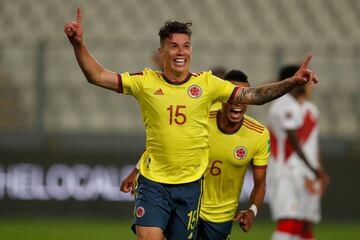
64, 8, 118, 91
231, 55, 318, 105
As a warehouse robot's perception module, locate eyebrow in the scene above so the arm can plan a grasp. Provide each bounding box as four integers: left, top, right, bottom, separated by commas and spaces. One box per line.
168, 41, 191, 45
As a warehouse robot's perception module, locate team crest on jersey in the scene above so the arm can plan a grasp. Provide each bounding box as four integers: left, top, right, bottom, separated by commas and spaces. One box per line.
187, 85, 202, 98
136, 206, 145, 218
234, 146, 247, 160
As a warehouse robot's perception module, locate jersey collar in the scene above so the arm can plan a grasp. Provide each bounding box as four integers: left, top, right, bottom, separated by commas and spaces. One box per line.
216, 110, 244, 135
162, 73, 192, 85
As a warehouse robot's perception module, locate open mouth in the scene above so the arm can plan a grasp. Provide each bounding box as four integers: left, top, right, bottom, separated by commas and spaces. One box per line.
229, 108, 243, 118
173, 58, 186, 66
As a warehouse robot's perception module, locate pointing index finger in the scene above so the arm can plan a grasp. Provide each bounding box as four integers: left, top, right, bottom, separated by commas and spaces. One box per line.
77, 7, 82, 24
301, 54, 312, 69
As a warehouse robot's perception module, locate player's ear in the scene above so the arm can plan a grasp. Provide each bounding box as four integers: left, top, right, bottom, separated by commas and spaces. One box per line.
157, 47, 165, 66
158, 47, 164, 57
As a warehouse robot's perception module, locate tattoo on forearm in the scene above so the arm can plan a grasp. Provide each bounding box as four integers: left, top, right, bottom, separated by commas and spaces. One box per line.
233, 79, 295, 105
233, 88, 256, 104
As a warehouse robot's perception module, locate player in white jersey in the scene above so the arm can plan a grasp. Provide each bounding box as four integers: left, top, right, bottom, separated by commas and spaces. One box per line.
268, 65, 329, 240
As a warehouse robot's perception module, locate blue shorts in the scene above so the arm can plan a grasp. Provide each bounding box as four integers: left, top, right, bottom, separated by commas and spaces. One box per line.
197, 217, 233, 240
132, 174, 203, 240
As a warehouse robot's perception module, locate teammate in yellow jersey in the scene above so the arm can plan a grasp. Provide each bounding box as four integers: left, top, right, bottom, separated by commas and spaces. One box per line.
65, 7, 318, 240
122, 70, 270, 240
198, 70, 269, 240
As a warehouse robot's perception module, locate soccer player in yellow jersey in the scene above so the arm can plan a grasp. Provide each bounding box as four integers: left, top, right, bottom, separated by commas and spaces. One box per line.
197, 70, 269, 240
65, 8, 318, 240
122, 70, 269, 240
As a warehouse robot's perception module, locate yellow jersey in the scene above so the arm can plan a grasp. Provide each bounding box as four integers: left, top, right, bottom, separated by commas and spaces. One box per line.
200, 111, 270, 222
118, 69, 237, 184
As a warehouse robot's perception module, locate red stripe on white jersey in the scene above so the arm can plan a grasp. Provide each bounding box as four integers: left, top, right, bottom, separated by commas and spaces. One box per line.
284, 110, 317, 161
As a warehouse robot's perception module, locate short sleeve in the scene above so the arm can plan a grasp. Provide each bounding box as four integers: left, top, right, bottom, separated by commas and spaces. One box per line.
252, 128, 270, 167
117, 70, 145, 97
207, 72, 237, 104
209, 102, 222, 112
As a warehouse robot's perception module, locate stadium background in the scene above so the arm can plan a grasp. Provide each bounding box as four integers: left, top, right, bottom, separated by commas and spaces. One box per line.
0, 0, 359, 239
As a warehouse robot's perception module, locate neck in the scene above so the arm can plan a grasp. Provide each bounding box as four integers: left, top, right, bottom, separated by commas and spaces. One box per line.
218, 110, 243, 133
163, 69, 190, 83
291, 93, 306, 104
297, 95, 306, 104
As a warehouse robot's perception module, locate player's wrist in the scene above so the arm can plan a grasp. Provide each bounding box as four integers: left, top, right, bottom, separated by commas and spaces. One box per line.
287, 76, 299, 86
71, 39, 85, 49
248, 204, 257, 217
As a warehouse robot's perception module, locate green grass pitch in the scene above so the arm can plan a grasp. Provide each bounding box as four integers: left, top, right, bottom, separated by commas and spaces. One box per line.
0, 218, 359, 240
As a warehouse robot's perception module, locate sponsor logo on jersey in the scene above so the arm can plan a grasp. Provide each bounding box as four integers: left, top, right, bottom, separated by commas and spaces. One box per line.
234, 146, 247, 160
187, 85, 202, 98
154, 88, 164, 95
136, 206, 145, 218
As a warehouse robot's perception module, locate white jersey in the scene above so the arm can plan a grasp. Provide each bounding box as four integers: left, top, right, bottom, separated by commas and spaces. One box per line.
267, 94, 321, 222
268, 94, 319, 178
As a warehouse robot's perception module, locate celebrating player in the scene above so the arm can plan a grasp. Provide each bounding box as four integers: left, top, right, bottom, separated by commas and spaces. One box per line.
267, 65, 329, 240
122, 70, 269, 240
65, 8, 319, 240
198, 70, 269, 239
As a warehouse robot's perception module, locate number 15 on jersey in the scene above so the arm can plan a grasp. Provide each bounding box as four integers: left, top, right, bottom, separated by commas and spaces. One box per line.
167, 105, 187, 125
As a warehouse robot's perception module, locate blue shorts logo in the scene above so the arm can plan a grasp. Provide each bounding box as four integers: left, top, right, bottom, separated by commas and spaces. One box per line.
136, 206, 145, 218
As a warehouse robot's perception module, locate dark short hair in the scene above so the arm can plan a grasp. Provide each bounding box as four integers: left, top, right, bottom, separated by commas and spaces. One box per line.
159, 20, 192, 46
224, 70, 249, 85
279, 65, 300, 80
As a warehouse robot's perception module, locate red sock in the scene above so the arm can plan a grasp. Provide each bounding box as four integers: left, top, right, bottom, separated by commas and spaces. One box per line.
276, 219, 304, 236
